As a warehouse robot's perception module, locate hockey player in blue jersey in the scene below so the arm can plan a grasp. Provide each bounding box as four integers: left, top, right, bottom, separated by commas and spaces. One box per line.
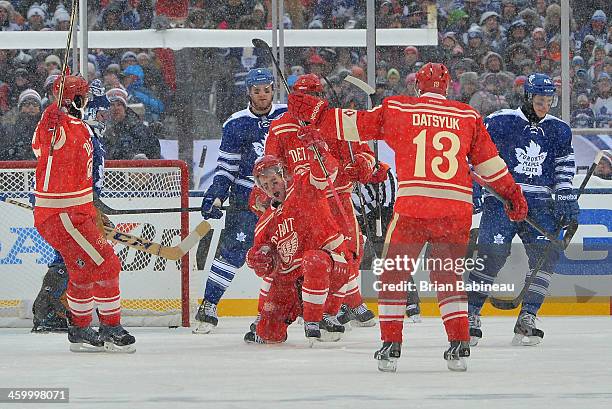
31, 79, 110, 333
193, 68, 287, 334
467, 73, 579, 346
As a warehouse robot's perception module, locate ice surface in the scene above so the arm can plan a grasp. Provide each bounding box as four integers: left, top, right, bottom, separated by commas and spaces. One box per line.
1, 316, 611, 409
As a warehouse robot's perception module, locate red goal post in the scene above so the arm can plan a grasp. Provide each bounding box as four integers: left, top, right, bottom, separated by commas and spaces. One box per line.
0, 160, 192, 327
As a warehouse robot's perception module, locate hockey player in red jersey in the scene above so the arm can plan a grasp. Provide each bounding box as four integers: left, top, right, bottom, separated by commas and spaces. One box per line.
265, 74, 386, 327
31, 75, 135, 353
244, 135, 351, 344
287, 63, 528, 371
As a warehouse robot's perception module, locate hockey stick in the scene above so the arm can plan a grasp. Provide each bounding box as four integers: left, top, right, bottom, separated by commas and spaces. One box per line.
252, 38, 352, 229
93, 197, 228, 215
470, 171, 562, 246
340, 74, 384, 237
488, 151, 603, 309
42, 0, 78, 192
321, 75, 378, 259
0, 197, 211, 261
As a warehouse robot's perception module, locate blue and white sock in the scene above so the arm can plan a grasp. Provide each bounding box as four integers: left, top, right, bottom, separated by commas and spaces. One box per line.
204, 258, 238, 305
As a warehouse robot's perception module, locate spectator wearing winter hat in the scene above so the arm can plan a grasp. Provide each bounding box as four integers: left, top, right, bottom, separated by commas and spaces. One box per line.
577, 10, 608, 51
52, 3, 70, 31
463, 27, 490, 70
455, 71, 480, 104
518, 8, 542, 34
0, 89, 41, 160
0, 1, 21, 31
6, 68, 32, 110
579, 34, 597, 62
481, 51, 511, 77
592, 72, 611, 128
121, 51, 138, 70
480, 11, 506, 54
505, 75, 527, 108
506, 43, 532, 74
471, 72, 509, 117
588, 44, 608, 82
95, 1, 128, 31
529, 27, 548, 63
463, 0, 484, 27
398, 46, 421, 78
446, 9, 470, 38
44, 54, 61, 75
507, 19, 530, 47
120, 64, 164, 122
571, 93, 595, 128
405, 3, 426, 29
306, 53, 325, 76
402, 73, 417, 97
385, 68, 402, 96
105, 87, 160, 160
24, 3, 47, 31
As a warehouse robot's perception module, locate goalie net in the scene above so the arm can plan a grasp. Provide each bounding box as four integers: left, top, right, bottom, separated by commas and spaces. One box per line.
0, 160, 192, 327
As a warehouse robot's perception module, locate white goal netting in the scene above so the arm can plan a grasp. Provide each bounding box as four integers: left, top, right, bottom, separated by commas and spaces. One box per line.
0, 160, 192, 327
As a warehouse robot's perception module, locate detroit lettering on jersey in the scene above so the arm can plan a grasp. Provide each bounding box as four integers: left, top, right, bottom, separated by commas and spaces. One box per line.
412, 113, 460, 130
213, 104, 287, 205
485, 108, 575, 200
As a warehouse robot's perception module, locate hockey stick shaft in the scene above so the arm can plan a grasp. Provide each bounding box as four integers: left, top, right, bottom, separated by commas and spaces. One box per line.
94, 197, 228, 215
470, 171, 561, 246
342, 74, 384, 236
1, 197, 210, 261
252, 38, 353, 229
489, 151, 603, 309
322, 75, 378, 258
42, 0, 78, 192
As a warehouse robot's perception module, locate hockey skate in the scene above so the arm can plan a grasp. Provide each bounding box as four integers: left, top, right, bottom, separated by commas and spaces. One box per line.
512, 311, 544, 346
99, 324, 136, 353
304, 321, 321, 346
374, 342, 401, 372
336, 303, 376, 327
68, 326, 104, 353
249, 314, 261, 333
406, 303, 422, 323
468, 311, 482, 346
192, 300, 218, 334
244, 330, 286, 345
32, 313, 69, 333
318, 314, 345, 342
444, 340, 470, 372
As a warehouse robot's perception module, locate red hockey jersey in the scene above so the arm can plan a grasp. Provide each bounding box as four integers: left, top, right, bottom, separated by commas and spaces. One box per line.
32, 108, 96, 225
317, 93, 513, 218
253, 172, 346, 281
266, 112, 375, 198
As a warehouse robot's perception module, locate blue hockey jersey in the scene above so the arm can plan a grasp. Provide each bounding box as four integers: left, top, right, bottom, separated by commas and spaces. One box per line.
484, 108, 575, 201
211, 103, 287, 206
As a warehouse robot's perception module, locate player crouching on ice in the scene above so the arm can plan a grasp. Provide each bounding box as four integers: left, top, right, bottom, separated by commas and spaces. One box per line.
244, 131, 351, 345
286, 62, 528, 371
466, 73, 579, 347
31, 75, 135, 353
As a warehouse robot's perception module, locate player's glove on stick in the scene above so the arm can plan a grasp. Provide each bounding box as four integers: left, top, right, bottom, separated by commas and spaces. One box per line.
246, 245, 277, 278
502, 184, 528, 221
368, 161, 390, 184
345, 155, 374, 184
288, 92, 329, 124
201, 195, 223, 220
553, 189, 579, 227
43, 104, 67, 131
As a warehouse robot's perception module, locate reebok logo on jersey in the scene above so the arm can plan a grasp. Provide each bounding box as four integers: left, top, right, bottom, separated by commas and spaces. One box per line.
557, 193, 577, 201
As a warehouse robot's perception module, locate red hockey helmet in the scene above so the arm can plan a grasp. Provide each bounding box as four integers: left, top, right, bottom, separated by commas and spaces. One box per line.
53, 75, 90, 107
253, 155, 285, 184
415, 63, 451, 96
253, 155, 288, 201
292, 74, 323, 94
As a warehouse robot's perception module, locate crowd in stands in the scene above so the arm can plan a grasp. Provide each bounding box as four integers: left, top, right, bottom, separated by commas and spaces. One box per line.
0, 0, 610, 165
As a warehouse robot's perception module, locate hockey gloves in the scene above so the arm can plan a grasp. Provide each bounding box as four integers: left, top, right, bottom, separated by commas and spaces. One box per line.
201, 195, 224, 220
246, 245, 277, 278
288, 92, 329, 124
43, 104, 67, 131
502, 184, 528, 222
344, 155, 373, 184
368, 161, 391, 184
554, 189, 579, 227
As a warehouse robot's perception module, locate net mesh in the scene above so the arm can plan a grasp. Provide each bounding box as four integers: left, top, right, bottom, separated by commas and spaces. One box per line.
0, 161, 189, 327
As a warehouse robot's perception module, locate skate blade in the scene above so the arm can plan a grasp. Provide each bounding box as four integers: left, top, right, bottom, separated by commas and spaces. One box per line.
469, 336, 480, 347
351, 318, 377, 327
446, 357, 468, 372
69, 343, 104, 353
192, 322, 215, 334
377, 358, 398, 372
103, 342, 136, 354
306, 337, 318, 348
317, 330, 343, 342
511, 334, 542, 346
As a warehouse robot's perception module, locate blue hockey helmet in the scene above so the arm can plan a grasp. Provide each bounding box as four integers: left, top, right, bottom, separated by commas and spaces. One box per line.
524, 73, 557, 107
245, 68, 274, 89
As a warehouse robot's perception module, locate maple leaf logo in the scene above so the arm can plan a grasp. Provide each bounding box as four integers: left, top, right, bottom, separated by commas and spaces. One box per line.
514, 140, 547, 178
